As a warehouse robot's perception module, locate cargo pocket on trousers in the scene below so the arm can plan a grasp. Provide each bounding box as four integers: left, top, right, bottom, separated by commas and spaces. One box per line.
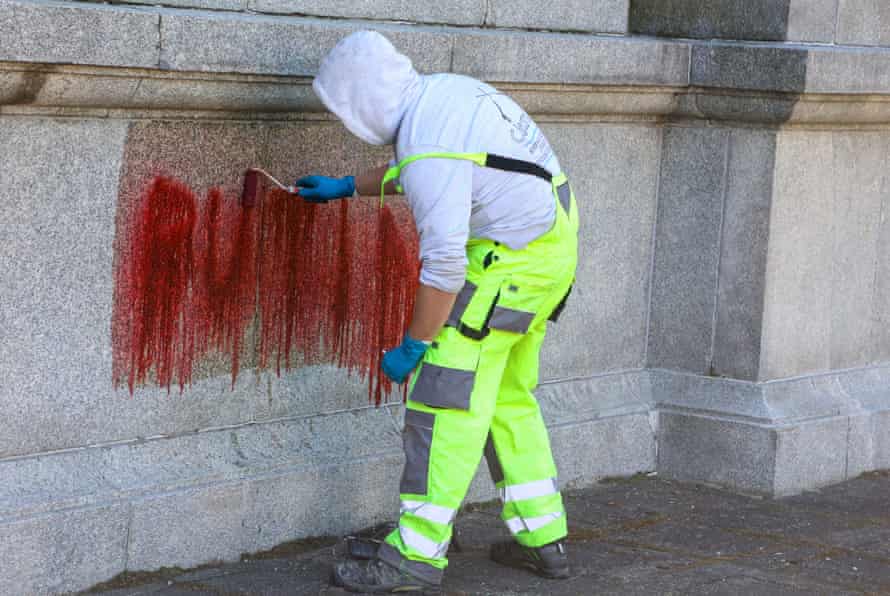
409, 329, 481, 411
486, 279, 540, 334
400, 409, 435, 495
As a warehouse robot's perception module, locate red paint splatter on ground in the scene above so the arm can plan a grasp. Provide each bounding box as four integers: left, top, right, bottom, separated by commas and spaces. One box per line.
113, 176, 419, 404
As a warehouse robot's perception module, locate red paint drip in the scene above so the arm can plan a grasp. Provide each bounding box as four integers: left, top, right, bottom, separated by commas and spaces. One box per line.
112, 177, 198, 393
113, 176, 419, 403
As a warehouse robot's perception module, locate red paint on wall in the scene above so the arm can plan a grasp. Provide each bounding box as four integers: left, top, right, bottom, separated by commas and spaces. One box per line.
113, 176, 419, 403
112, 177, 199, 393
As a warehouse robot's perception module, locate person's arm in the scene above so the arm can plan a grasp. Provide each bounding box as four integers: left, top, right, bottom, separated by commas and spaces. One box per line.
354, 164, 400, 196
295, 163, 398, 200
407, 284, 457, 342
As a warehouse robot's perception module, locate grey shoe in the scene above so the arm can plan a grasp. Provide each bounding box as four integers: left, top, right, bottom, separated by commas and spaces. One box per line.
489, 539, 570, 579
332, 557, 441, 593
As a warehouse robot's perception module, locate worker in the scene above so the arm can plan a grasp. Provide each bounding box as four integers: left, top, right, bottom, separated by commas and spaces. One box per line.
296, 30, 579, 593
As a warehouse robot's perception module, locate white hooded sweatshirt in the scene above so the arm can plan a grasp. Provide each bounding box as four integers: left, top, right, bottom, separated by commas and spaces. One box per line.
313, 31, 560, 293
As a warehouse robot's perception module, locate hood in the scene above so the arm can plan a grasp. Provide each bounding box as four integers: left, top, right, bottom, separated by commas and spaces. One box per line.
313, 31, 422, 146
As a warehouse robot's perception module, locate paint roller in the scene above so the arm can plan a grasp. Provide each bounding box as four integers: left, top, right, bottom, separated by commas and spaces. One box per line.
240, 168, 298, 207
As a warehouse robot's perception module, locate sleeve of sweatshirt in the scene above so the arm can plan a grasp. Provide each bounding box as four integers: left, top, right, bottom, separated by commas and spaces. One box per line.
399, 153, 473, 294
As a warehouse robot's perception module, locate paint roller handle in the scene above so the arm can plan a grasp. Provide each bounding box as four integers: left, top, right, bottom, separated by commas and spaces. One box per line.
294, 175, 356, 203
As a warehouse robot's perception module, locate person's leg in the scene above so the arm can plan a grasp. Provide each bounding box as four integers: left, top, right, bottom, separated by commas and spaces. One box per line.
485, 286, 570, 549
379, 326, 519, 574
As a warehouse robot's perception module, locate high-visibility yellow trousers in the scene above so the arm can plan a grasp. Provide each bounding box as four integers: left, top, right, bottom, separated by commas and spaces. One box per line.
378, 175, 579, 582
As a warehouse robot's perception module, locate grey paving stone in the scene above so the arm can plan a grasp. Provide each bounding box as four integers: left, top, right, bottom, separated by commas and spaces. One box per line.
452, 32, 690, 86
248, 0, 485, 26
647, 126, 728, 374
160, 14, 452, 76
0, 0, 159, 68
836, 0, 890, 46
487, 0, 628, 33
539, 124, 661, 377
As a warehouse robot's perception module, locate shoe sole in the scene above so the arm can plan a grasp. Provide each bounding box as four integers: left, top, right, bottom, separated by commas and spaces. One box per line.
332, 569, 441, 594
490, 552, 570, 580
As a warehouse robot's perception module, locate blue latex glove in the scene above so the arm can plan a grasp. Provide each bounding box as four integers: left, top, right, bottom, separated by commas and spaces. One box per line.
295, 175, 355, 203
382, 334, 430, 384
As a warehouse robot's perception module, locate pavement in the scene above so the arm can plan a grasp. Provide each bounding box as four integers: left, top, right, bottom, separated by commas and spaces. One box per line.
84, 471, 890, 595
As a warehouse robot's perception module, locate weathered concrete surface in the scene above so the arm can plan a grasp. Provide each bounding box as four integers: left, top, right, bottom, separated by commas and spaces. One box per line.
84, 472, 890, 595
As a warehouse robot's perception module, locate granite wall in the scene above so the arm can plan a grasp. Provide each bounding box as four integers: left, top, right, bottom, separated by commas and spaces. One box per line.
1, 0, 890, 593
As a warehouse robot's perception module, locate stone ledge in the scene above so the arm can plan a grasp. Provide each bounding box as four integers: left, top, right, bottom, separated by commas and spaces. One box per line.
78, 0, 629, 34
11, 62, 890, 125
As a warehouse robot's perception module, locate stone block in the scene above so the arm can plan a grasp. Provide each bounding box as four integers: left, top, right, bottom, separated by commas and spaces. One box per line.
488, 0, 628, 33
773, 417, 850, 496
787, 0, 838, 43
690, 44, 808, 94
760, 131, 834, 380
647, 126, 728, 374
128, 0, 245, 9
452, 32, 690, 86
127, 483, 250, 571
629, 0, 794, 41
160, 14, 452, 76
711, 130, 775, 380
248, 0, 485, 26
552, 414, 656, 490
0, 0, 159, 68
0, 504, 129, 595
828, 133, 885, 370
540, 124, 661, 378
836, 0, 890, 46
804, 46, 890, 94
0, 117, 131, 457
245, 455, 403, 552
657, 411, 775, 495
